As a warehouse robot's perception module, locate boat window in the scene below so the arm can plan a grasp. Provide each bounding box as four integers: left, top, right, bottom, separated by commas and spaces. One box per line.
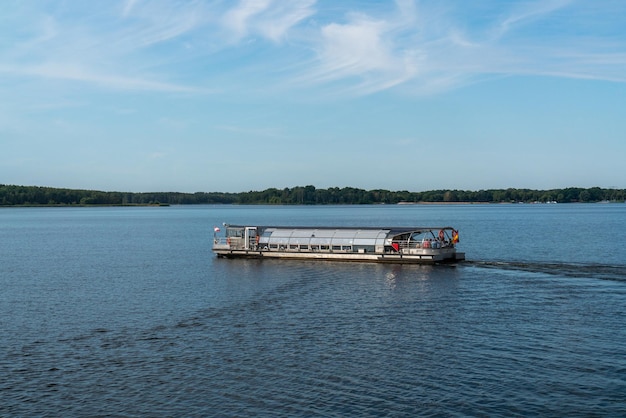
227, 227, 245, 238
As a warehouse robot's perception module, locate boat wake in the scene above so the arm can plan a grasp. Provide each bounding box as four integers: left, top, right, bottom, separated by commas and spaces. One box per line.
467, 260, 626, 283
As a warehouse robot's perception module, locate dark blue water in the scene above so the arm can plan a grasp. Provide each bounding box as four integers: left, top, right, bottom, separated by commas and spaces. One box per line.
2, 204, 625, 416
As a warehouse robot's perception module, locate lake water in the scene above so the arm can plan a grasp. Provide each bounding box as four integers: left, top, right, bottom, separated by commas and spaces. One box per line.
1, 204, 625, 416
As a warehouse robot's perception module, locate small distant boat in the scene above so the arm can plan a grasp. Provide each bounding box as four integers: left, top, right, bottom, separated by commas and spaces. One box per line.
212, 224, 464, 264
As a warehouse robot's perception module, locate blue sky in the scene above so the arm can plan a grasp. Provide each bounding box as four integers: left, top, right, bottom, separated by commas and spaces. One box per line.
2, 0, 625, 192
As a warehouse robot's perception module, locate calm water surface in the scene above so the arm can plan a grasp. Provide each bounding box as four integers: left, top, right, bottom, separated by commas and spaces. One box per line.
1, 204, 625, 416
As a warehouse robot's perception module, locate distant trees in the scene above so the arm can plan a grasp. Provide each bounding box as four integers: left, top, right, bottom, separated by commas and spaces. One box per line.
0, 184, 624, 206
0, 185, 238, 206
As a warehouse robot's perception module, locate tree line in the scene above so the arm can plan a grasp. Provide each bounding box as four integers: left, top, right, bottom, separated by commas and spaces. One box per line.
0, 185, 236, 206
1, 184, 624, 206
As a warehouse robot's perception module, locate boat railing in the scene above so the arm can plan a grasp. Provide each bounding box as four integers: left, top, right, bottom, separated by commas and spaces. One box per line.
392, 239, 453, 252
214, 237, 229, 246
213, 236, 245, 249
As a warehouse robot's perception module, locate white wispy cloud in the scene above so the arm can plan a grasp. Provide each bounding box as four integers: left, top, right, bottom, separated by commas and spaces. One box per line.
298, 0, 626, 95
116, 0, 204, 49
222, 0, 315, 42
122, 0, 139, 18
294, 2, 430, 95
494, 0, 574, 39
223, 0, 272, 39
1, 0, 625, 98
0, 63, 201, 93
0, 1, 207, 93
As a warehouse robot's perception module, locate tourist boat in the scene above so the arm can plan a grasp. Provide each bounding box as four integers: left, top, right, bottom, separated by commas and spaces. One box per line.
212, 224, 464, 264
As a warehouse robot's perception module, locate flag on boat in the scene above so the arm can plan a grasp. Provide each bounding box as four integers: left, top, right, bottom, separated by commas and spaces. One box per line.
214, 226, 220, 232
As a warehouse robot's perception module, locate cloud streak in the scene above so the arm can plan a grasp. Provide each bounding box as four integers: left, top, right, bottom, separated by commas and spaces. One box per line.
1, 0, 625, 97
222, 0, 315, 42
299, 0, 626, 95
0, 63, 202, 93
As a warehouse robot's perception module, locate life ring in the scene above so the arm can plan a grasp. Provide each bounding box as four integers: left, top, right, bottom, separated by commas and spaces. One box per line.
227, 237, 231, 245
438, 229, 445, 241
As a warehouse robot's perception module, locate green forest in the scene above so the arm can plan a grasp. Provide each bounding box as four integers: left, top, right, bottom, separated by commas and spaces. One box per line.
1, 184, 624, 206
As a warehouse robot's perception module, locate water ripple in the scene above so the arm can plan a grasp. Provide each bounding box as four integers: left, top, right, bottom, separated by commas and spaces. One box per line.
468, 260, 626, 282
3, 206, 626, 416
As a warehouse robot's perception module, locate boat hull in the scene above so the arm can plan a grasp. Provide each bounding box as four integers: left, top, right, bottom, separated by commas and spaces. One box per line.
214, 247, 465, 264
